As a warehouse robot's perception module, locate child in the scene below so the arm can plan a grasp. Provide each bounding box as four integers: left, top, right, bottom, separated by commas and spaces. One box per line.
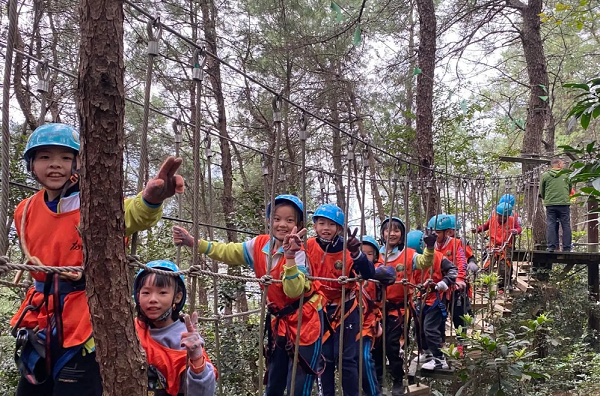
360, 236, 384, 396
472, 203, 521, 290
370, 217, 436, 396
407, 230, 457, 371
428, 214, 468, 335
133, 260, 217, 395
306, 204, 374, 396
173, 194, 324, 396
11, 123, 184, 395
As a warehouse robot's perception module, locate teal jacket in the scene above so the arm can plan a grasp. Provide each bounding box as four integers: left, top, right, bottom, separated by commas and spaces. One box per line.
540, 168, 571, 206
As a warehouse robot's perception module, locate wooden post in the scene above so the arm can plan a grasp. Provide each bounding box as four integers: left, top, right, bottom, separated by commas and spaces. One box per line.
588, 197, 599, 334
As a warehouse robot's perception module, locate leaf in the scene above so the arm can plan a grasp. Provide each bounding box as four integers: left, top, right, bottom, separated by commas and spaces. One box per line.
539, 96, 549, 101
567, 116, 578, 132
353, 24, 362, 46
330, 2, 343, 22
538, 84, 548, 93
587, 141, 596, 153
523, 371, 549, 379
592, 177, 600, 192
413, 68, 422, 76
563, 83, 590, 91
593, 105, 600, 119
581, 112, 592, 129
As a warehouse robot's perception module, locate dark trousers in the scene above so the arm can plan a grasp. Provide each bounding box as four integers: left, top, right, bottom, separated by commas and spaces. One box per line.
451, 288, 471, 333
372, 313, 408, 386
321, 302, 360, 396
420, 305, 446, 358
266, 311, 324, 396
361, 336, 380, 396
16, 351, 102, 396
546, 205, 572, 251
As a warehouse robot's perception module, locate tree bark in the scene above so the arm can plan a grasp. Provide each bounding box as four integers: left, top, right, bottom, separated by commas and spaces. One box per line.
78, 0, 147, 394
518, 0, 550, 245
415, 0, 438, 220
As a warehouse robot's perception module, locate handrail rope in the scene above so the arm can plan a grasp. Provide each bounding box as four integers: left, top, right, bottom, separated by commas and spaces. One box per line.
0, 0, 18, 256
0, 42, 546, 185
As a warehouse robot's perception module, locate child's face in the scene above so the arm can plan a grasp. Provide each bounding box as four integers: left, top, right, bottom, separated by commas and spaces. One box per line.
32, 147, 76, 191
362, 245, 377, 263
496, 213, 507, 223
447, 229, 456, 238
435, 230, 445, 244
314, 217, 340, 240
272, 205, 298, 241
138, 274, 182, 327
383, 224, 402, 247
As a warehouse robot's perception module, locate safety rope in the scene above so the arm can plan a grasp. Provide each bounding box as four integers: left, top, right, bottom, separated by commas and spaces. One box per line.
36, 59, 50, 125
0, 0, 18, 256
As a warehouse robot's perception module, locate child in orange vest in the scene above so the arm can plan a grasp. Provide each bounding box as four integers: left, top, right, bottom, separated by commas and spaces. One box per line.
306, 204, 375, 396
133, 260, 217, 395
407, 230, 457, 371
12, 123, 184, 396
172, 194, 324, 396
370, 217, 436, 396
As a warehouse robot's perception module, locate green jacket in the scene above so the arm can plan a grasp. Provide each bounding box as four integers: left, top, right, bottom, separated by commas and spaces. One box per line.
540, 169, 571, 206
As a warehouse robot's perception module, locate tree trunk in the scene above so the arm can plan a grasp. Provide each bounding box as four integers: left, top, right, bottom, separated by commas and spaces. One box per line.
199, 0, 237, 244
518, 0, 550, 245
415, 0, 438, 220
78, 0, 147, 394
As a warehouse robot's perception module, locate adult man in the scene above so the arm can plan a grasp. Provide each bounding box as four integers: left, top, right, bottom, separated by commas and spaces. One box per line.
540, 158, 572, 252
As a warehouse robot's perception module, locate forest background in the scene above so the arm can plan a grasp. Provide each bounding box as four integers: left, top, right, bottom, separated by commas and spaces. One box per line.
1, 0, 600, 394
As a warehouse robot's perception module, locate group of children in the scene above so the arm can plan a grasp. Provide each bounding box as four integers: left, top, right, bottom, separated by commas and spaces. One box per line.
10, 122, 523, 396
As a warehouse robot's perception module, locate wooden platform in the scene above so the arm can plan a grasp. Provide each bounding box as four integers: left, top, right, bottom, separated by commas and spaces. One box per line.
512, 249, 600, 265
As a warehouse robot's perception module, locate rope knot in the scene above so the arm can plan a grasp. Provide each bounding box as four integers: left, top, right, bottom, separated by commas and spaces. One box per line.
259, 275, 273, 285
337, 275, 349, 284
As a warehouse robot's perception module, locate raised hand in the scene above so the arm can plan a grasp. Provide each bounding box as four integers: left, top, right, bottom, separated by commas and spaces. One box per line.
172, 226, 194, 248
180, 312, 204, 361
423, 228, 437, 249
346, 228, 361, 257
283, 226, 306, 258
143, 157, 185, 205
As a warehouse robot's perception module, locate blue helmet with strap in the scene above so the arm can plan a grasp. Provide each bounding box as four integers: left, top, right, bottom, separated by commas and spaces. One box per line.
266, 194, 304, 222
24, 123, 80, 171
361, 235, 380, 261
133, 260, 187, 321
428, 214, 452, 230
448, 215, 461, 231
496, 203, 513, 216
313, 203, 345, 227
406, 230, 425, 254
499, 194, 515, 207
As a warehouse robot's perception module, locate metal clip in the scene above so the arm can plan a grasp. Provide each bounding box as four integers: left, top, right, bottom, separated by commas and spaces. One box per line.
173, 118, 182, 144
36, 59, 50, 93
279, 163, 287, 182
299, 112, 308, 141
192, 45, 206, 82
272, 95, 282, 123
261, 154, 269, 176
147, 17, 162, 56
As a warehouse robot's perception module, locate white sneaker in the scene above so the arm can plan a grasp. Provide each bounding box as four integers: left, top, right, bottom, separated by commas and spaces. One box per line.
415, 351, 433, 362
421, 357, 449, 370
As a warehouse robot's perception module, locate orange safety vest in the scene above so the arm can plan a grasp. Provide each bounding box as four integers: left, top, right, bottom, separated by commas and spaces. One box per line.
306, 238, 357, 304
253, 235, 322, 346
380, 248, 417, 316
136, 319, 218, 396
10, 191, 92, 348
486, 216, 518, 248
362, 259, 383, 338
412, 251, 445, 306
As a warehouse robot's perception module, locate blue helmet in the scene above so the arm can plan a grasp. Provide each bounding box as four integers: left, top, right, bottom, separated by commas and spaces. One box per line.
362, 235, 380, 261
24, 123, 80, 170
133, 260, 187, 317
499, 194, 515, 207
266, 194, 304, 222
313, 203, 345, 227
428, 214, 453, 230
448, 215, 461, 230
406, 230, 425, 254
374, 265, 396, 286
496, 203, 513, 216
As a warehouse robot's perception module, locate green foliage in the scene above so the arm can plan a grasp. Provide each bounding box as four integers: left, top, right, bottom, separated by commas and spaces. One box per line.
564, 77, 600, 130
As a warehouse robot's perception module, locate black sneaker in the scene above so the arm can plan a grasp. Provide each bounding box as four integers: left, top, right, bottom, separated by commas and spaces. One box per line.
546, 248, 555, 253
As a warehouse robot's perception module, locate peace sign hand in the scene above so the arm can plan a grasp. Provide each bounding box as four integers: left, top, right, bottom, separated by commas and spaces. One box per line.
143, 156, 186, 205
346, 228, 361, 256
180, 312, 204, 360
283, 226, 306, 259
